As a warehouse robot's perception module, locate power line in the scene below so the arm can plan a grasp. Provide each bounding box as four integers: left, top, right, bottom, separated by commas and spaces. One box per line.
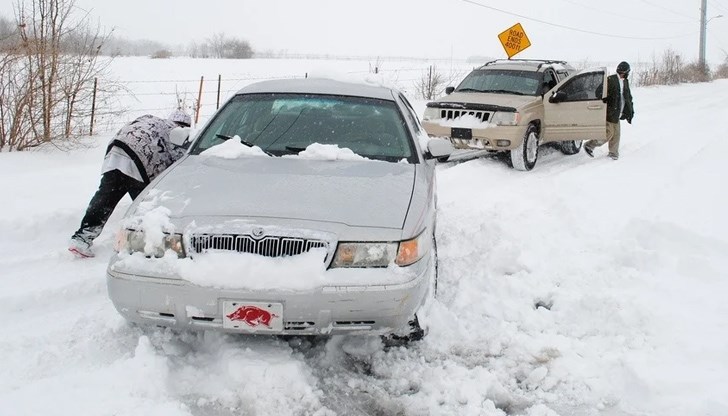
637, 0, 696, 19
708, 0, 728, 14
458, 0, 698, 40
559, 0, 696, 24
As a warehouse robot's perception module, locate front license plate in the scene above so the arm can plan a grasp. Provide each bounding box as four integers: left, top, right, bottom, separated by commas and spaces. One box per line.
222, 300, 284, 332
451, 127, 472, 140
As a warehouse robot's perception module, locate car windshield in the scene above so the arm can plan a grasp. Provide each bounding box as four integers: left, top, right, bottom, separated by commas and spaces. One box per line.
456, 69, 542, 96
190, 93, 416, 163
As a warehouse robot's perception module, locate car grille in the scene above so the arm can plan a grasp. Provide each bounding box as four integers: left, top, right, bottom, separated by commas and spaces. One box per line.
189, 234, 329, 258
439, 109, 490, 122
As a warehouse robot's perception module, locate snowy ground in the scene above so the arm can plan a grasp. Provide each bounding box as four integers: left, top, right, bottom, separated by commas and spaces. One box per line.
1, 58, 727, 416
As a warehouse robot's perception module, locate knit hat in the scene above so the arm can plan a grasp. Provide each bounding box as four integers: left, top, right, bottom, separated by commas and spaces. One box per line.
169, 110, 191, 127
616, 61, 631, 73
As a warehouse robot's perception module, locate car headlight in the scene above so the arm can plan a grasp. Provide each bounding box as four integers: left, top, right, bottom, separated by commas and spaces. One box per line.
331, 232, 431, 268
115, 229, 185, 258
331, 242, 398, 268
395, 231, 431, 266
422, 107, 440, 121
490, 111, 520, 126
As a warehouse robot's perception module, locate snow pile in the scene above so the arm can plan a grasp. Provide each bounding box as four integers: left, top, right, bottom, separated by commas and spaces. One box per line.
200, 136, 270, 159
286, 143, 367, 161
121, 189, 177, 256
179, 248, 328, 290
436, 113, 491, 128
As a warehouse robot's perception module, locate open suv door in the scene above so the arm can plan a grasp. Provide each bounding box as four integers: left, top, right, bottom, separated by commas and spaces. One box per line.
543, 67, 608, 143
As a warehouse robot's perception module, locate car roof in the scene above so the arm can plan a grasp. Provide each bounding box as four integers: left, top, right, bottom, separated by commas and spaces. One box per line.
235, 78, 397, 101
476, 59, 574, 72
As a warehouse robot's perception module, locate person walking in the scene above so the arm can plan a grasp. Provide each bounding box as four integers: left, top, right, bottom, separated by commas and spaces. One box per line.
584, 61, 634, 160
68, 110, 191, 258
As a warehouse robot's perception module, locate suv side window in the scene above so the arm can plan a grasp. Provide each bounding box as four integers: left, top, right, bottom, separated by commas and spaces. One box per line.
541, 70, 557, 94
558, 72, 604, 102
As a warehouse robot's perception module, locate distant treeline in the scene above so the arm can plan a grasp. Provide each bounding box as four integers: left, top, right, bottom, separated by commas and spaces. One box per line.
1, 14, 253, 59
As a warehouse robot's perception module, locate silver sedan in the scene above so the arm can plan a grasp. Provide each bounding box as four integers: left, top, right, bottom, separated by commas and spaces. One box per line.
107, 78, 454, 339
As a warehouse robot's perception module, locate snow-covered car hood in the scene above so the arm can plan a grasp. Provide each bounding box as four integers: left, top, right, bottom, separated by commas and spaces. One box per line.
433, 91, 538, 110
133, 155, 416, 229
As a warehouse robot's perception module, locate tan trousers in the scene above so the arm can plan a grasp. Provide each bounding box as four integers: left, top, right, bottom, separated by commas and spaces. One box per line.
585, 121, 621, 156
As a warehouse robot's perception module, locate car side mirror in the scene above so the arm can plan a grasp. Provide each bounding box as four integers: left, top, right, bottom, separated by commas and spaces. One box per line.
549, 90, 567, 103
169, 127, 191, 149
426, 138, 455, 161
445, 86, 455, 95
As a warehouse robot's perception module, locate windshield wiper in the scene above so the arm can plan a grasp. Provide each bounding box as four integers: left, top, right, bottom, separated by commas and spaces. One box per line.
284, 145, 308, 153
455, 88, 485, 93
481, 89, 525, 95
215, 134, 273, 156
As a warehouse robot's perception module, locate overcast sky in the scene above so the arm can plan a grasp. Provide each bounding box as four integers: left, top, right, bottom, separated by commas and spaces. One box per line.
3, 0, 728, 64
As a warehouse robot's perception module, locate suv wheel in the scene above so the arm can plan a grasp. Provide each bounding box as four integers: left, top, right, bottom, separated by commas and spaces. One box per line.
560, 140, 582, 155
510, 124, 540, 171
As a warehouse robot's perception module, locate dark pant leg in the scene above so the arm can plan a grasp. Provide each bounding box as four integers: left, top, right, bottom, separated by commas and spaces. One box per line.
72, 170, 145, 244
127, 179, 148, 200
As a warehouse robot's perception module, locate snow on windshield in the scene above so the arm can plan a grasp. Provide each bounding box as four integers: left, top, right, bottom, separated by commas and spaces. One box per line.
284, 143, 367, 161
199, 135, 270, 158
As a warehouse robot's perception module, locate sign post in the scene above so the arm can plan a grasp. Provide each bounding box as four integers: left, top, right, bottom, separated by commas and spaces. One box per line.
498, 23, 531, 59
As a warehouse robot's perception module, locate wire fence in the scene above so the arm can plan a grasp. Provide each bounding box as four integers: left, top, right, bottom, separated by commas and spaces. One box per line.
89, 64, 471, 135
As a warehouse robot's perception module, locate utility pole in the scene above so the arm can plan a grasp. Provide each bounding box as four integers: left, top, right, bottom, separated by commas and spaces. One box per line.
699, 0, 708, 74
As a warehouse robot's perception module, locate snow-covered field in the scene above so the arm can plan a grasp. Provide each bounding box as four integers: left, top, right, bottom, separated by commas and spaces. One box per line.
1, 58, 727, 416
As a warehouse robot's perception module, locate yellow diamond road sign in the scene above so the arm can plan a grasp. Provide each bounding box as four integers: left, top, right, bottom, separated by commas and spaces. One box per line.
498, 23, 531, 59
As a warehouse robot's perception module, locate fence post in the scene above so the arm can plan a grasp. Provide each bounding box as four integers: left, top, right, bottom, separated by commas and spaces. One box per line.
195, 76, 204, 125
89, 77, 98, 136
216, 74, 222, 110
428, 66, 433, 100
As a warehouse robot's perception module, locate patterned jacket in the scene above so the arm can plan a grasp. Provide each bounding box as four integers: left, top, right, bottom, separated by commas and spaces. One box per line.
105, 115, 185, 184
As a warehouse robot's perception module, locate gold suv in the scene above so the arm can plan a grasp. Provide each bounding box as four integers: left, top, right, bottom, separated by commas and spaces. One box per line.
422, 59, 608, 171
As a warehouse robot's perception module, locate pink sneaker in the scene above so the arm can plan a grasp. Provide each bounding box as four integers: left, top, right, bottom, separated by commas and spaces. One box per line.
68, 238, 95, 258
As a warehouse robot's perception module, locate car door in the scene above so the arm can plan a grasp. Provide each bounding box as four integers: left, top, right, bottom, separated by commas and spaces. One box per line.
541, 68, 607, 142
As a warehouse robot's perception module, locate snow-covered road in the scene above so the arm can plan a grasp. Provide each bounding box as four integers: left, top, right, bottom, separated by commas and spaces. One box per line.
1, 74, 727, 416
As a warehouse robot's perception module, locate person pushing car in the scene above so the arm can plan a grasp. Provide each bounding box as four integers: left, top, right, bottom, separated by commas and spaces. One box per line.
68, 110, 191, 258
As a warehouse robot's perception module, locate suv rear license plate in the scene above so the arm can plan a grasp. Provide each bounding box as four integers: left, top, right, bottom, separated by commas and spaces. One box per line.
451, 127, 472, 140
222, 300, 283, 332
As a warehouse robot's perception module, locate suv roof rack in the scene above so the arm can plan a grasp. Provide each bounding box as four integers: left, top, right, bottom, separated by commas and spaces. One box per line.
480, 59, 568, 69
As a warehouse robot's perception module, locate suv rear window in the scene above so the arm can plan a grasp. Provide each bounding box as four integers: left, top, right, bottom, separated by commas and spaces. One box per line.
456, 69, 542, 96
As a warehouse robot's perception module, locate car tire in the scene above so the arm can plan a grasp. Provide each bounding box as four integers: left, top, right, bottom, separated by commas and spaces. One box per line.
560, 140, 582, 155
510, 124, 540, 171
382, 315, 426, 348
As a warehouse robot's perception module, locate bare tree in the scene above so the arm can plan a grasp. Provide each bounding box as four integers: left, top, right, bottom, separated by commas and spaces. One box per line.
207, 32, 226, 59
203, 32, 253, 59
223, 38, 253, 59
415, 65, 464, 100
0, 0, 118, 151
636, 49, 684, 86
715, 57, 728, 79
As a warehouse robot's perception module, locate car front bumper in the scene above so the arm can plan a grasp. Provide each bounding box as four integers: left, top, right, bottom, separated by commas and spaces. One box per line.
106, 254, 433, 336
422, 121, 526, 151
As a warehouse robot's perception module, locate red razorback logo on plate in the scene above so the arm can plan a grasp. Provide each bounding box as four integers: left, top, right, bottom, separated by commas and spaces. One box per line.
226, 305, 279, 327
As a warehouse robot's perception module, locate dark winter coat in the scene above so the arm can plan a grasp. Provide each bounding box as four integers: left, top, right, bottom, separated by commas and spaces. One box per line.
106, 115, 185, 184
605, 74, 634, 124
